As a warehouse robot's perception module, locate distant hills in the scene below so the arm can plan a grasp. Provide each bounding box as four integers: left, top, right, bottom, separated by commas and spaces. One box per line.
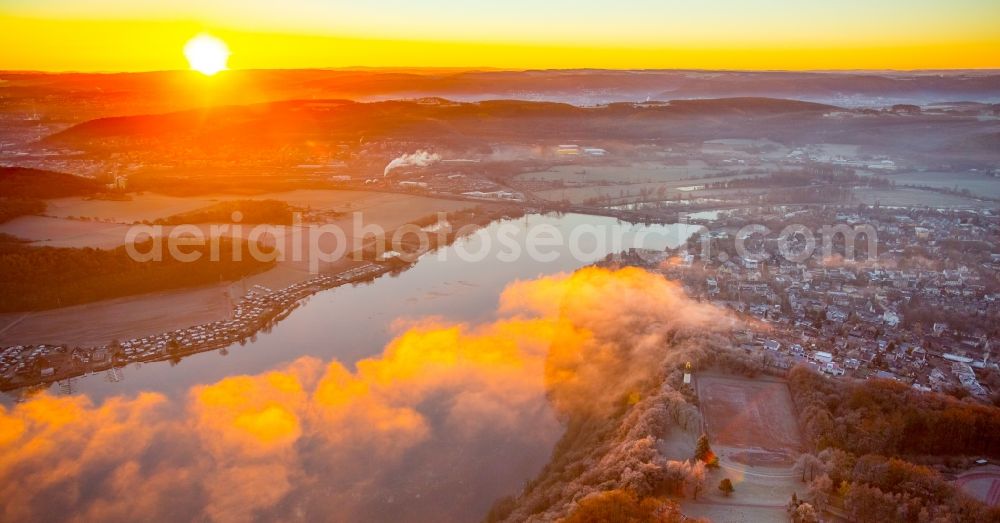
42, 95, 1000, 163
44, 97, 838, 151
2, 69, 999, 124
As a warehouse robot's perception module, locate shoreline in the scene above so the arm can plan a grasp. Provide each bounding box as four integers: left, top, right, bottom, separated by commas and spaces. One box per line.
0, 204, 522, 394
0, 262, 393, 393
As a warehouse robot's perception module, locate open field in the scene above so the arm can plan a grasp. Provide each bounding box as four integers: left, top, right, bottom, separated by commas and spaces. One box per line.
885, 171, 1000, 199
0, 215, 133, 248
43, 193, 231, 222
532, 173, 756, 204
681, 501, 790, 523
801, 142, 861, 159
518, 160, 774, 204
955, 465, 1000, 507
852, 187, 991, 209
681, 374, 802, 522
696, 374, 802, 466
517, 162, 722, 185
302, 190, 471, 228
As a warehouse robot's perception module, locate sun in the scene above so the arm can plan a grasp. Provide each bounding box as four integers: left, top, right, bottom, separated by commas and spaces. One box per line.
184, 34, 230, 76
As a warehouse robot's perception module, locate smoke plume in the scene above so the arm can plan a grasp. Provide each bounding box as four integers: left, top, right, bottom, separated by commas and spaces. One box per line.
383, 150, 441, 177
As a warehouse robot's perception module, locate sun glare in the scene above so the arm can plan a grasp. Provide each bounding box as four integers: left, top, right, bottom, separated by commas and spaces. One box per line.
184, 34, 230, 76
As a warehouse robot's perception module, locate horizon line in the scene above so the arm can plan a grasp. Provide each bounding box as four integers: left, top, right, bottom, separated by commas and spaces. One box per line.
3, 66, 1000, 75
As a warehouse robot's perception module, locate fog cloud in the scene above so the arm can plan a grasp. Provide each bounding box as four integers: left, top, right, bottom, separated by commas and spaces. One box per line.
0, 267, 728, 522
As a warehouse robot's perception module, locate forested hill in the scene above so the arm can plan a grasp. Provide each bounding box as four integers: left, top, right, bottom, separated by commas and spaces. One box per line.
0, 167, 102, 198
0, 237, 274, 312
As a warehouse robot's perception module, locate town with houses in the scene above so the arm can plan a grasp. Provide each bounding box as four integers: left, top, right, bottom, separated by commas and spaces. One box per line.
615, 204, 1000, 403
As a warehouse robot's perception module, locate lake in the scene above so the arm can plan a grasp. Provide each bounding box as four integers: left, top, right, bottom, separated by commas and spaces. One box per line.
11, 212, 701, 521
42, 213, 699, 401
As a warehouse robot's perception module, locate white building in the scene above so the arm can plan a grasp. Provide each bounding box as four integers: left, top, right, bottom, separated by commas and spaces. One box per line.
813, 351, 834, 364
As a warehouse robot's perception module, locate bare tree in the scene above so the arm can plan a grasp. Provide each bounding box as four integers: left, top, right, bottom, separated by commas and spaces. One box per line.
794, 453, 824, 483
686, 460, 707, 500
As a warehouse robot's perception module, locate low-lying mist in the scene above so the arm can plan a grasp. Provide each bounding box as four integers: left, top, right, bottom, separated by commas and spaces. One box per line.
0, 267, 730, 522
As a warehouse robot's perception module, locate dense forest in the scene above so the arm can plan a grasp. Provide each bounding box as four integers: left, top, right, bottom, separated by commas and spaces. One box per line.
789, 365, 1000, 457
791, 448, 998, 522
700, 169, 895, 205
0, 237, 274, 312
788, 366, 1000, 522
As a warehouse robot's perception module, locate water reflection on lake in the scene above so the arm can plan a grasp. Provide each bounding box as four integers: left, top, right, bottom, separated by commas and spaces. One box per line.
16, 212, 701, 522
54, 213, 700, 401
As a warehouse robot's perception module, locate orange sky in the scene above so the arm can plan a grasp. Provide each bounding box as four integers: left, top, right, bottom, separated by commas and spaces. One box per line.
1, 1, 999, 71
